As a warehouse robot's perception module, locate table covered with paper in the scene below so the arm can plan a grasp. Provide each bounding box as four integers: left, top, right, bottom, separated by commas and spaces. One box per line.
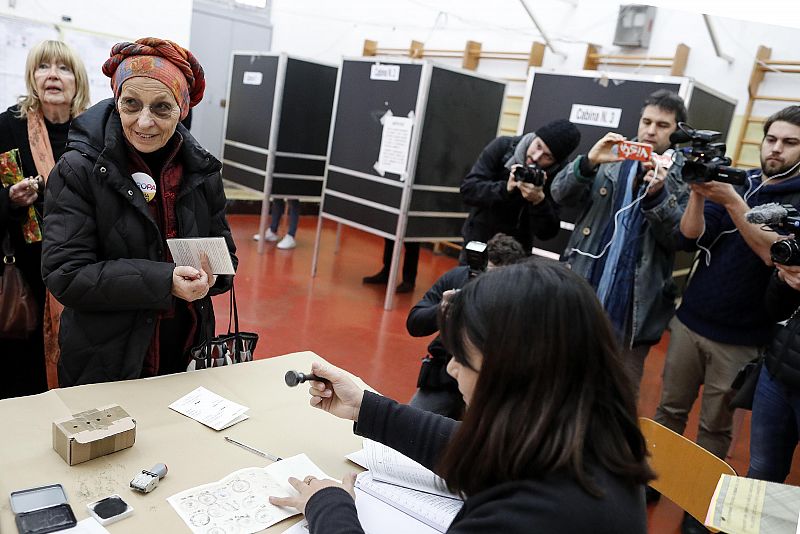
0, 351, 368, 533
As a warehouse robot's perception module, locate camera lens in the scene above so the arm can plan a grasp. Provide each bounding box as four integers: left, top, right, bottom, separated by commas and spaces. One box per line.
771, 238, 800, 266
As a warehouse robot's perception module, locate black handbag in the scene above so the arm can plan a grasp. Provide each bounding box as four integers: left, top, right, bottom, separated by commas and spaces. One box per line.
0, 231, 39, 339
187, 283, 258, 371
728, 357, 763, 411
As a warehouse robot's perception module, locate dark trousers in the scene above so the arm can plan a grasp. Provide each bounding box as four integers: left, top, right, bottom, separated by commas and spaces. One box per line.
381, 239, 420, 284
747, 365, 800, 482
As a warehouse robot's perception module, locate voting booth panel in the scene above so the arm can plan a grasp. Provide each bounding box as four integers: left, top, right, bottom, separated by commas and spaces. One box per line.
321, 58, 505, 241
222, 54, 277, 191
519, 70, 736, 259
221, 53, 337, 200
322, 60, 422, 238
314, 57, 506, 309
409, 66, 508, 239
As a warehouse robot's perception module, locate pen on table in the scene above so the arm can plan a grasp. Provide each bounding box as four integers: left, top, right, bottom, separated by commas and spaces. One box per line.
224, 436, 282, 462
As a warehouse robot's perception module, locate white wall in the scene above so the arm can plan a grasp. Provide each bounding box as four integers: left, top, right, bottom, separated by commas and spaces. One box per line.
269, 0, 800, 117
0, 0, 193, 45
0, 0, 193, 106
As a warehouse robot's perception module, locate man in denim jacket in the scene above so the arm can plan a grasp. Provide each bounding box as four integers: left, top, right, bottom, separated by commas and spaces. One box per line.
551, 90, 688, 391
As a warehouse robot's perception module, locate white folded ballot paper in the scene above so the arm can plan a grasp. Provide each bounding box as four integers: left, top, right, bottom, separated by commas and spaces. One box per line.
169, 386, 249, 431
167, 237, 235, 275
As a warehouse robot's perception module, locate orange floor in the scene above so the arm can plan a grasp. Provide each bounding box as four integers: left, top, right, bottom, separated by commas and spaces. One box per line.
218, 213, 799, 533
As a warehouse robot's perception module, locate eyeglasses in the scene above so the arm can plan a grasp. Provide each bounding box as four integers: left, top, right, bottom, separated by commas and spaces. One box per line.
118, 97, 178, 120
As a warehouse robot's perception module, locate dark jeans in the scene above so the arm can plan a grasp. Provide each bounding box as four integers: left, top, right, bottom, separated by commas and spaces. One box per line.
747, 365, 800, 482
270, 198, 299, 236
381, 239, 419, 284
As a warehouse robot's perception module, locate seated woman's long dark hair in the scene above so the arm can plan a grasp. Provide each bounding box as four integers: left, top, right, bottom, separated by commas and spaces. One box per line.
438, 259, 654, 497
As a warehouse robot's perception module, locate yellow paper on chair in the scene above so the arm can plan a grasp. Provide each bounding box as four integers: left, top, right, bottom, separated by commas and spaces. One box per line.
705, 474, 800, 534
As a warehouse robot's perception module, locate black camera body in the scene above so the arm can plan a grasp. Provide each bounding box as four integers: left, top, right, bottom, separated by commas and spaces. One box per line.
464, 240, 488, 279
773, 238, 800, 266
767, 204, 800, 265
671, 123, 747, 186
514, 164, 546, 187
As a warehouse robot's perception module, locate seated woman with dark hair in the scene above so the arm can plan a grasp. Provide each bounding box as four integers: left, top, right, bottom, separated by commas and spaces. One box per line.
271, 260, 652, 533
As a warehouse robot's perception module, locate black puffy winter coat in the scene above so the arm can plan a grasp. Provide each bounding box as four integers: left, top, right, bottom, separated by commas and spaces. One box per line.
764, 271, 800, 390
41, 99, 237, 386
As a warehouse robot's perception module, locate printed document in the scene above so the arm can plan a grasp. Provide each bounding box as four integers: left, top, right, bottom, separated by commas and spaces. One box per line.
363, 439, 458, 499
168, 454, 328, 534
705, 474, 800, 533
169, 386, 249, 431
167, 237, 235, 275
355, 472, 462, 533
346, 440, 463, 533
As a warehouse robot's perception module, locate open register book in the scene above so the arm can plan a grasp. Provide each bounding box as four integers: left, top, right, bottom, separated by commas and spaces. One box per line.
348, 440, 464, 533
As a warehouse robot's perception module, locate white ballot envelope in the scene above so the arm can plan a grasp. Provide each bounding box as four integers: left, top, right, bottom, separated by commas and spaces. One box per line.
167, 237, 235, 275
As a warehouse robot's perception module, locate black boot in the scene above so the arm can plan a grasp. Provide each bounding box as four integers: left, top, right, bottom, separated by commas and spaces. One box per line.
396, 281, 415, 293
362, 271, 389, 284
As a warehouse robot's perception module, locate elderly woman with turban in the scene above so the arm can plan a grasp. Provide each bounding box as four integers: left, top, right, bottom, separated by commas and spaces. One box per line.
41, 38, 237, 386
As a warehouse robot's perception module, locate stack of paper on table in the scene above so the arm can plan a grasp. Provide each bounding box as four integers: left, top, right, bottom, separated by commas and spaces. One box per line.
169, 386, 249, 430
705, 474, 800, 534
168, 453, 328, 534
347, 440, 464, 533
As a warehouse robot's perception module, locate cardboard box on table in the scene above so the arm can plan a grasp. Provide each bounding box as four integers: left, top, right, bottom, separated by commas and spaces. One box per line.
52, 405, 135, 465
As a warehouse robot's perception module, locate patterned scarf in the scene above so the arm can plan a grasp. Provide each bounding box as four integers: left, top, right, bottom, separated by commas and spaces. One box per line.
27, 108, 64, 388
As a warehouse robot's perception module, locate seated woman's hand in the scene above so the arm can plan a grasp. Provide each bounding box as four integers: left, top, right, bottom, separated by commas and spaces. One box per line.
171, 265, 210, 302
307, 361, 365, 422
269, 473, 357, 515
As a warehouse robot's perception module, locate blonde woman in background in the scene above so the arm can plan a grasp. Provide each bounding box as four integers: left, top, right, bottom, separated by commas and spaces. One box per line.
0, 40, 90, 398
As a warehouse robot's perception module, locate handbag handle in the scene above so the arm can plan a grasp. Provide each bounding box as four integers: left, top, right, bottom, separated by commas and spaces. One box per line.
2, 230, 15, 262
226, 281, 243, 361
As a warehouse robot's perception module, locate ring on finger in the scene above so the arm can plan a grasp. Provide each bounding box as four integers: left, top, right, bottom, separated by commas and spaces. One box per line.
304, 476, 315, 485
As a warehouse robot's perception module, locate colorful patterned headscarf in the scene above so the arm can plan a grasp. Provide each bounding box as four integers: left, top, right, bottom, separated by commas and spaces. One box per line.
102, 38, 205, 120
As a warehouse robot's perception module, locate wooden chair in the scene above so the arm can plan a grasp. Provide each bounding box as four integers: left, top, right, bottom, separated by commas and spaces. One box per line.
639, 417, 736, 528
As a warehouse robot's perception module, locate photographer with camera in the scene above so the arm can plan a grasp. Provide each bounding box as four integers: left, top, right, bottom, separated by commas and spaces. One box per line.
406, 233, 526, 418
747, 255, 800, 490
551, 90, 689, 391
653, 105, 800, 534
747, 259, 800, 484
460, 119, 580, 257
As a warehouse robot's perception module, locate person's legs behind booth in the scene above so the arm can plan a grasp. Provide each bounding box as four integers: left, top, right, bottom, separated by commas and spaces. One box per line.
253, 198, 285, 242
277, 199, 299, 250
363, 239, 420, 293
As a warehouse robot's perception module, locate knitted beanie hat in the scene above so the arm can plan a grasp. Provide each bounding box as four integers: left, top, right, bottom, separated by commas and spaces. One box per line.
535, 119, 581, 163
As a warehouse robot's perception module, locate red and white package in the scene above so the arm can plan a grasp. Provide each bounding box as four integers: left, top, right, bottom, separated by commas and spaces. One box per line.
616, 140, 653, 161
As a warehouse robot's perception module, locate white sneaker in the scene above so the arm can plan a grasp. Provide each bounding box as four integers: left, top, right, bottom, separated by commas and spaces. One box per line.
277, 235, 296, 250
252, 229, 280, 242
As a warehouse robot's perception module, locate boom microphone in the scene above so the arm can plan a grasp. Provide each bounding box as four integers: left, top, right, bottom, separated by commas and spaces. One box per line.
669, 128, 692, 145
745, 203, 790, 225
